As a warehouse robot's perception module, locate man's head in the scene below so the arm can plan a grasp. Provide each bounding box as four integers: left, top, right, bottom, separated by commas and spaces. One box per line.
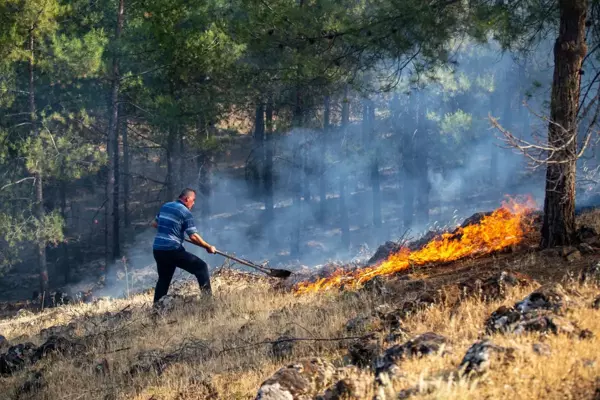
178, 188, 196, 210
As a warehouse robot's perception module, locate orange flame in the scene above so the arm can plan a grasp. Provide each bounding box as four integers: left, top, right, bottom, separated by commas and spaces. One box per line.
295, 196, 537, 295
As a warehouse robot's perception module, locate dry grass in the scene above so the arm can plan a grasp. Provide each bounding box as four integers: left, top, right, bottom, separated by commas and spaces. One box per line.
1, 265, 599, 400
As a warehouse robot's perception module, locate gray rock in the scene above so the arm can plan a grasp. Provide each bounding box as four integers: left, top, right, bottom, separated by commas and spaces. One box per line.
532, 343, 551, 356
375, 332, 449, 376
256, 358, 336, 400
459, 340, 515, 375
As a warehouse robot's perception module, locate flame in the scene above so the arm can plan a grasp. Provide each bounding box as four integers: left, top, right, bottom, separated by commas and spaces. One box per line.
295, 196, 537, 295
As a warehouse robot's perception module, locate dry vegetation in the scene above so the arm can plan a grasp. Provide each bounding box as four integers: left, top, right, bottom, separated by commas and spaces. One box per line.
2, 214, 600, 399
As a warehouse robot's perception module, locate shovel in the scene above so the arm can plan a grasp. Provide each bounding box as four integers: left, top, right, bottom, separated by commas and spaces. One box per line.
184, 238, 292, 279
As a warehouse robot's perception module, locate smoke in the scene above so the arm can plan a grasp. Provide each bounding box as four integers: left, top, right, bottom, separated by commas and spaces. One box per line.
58, 40, 600, 300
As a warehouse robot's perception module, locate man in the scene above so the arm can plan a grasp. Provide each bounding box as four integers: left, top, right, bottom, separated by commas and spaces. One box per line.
151, 188, 216, 304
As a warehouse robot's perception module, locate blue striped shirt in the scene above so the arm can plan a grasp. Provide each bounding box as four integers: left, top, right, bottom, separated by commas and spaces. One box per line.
152, 200, 198, 250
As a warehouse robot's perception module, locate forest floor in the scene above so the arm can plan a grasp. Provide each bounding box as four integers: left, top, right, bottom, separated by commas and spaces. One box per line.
1, 210, 600, 399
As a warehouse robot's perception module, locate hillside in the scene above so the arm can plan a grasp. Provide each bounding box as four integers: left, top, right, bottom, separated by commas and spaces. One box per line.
1, 210, 600, 399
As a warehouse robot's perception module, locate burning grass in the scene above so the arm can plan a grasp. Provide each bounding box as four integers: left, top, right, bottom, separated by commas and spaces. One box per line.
295, 196, 537, 294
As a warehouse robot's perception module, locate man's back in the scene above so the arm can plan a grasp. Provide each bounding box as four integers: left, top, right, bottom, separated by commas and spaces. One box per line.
153, 200, 198, 250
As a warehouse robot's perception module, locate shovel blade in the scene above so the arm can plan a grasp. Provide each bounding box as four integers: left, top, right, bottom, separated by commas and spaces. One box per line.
267, 269, 292, 279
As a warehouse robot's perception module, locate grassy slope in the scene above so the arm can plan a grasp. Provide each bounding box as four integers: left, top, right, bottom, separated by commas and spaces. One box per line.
1, 215, 600, 399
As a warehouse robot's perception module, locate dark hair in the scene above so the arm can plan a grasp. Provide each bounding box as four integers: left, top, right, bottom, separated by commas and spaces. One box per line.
178, 188, 196, 199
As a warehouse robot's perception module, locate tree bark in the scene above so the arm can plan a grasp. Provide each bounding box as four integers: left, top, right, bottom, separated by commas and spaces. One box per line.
29, 28, 48, 297
291, 89, 303, 257
340, 88, 350, 250
59, 177, 70, 283
107, 0, 124, 261
541, 0, 587, 248
122, 113, 130, 229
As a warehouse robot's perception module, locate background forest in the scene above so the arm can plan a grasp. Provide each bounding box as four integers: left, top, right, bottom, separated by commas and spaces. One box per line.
0, 0, 599, 301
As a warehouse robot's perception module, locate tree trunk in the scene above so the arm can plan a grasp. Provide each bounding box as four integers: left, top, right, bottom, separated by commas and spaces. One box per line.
291, 89, 303, 257
366, 100, 382, 228
178, 134, 185, 190
253, 102, 265, 198
122, 114, 130, 229
319, 96, 330, 220
59, 177, 70, 283
107, 0, 124, 261
541, 0, 587, 248
264, 96, 275, 243
340, 88, 350, 250
166, 128, 176, 201
29, 29, 48, 297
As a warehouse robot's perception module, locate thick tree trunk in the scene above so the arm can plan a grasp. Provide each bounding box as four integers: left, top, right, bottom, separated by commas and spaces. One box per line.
541, 0, 587, 248
29, 30, 48, 297
264, 97, 274, 243
401, 96, 416, 229
107, 0, 124, 261
122, 114, 130, 229
319, 96, 330, 220
340, 88, 350, 249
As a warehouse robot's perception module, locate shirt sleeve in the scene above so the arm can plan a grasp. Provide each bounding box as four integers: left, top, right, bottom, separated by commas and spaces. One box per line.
182, 211, 198, 236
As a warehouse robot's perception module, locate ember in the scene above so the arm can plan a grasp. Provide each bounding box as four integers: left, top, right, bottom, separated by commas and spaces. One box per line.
295, 196, 537, 294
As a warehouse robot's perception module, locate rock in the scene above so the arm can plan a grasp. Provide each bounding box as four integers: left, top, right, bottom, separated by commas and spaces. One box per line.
459, 271, 534, 301
345, 316, 382, 334
459, 340, 515, 375
255, 358, 336, 400
154, 294, 186, 313
367, 241, 403, 265
16, 370, 45, 397
576, 226, 599, 244
565, 250, 582, 262
578, 243, 596, 254
271, 336, 294, 361
348, 337, 381, 368
532, 343, 551, 356
316, 366, 373, 400
15, 309, 34, 318
94, 358, 109, 375
31, 335, 86, 363
360, 276, 389, 296
0, 335, 9, 351
0, 342, 36, 375
485, 306, 522, 334
485, 306, 587, 337
593, 296, 600, 309
375, 332, 449, 376
581, 262, 600, 284
560, 246, 579, 258
515, 283, 572, 313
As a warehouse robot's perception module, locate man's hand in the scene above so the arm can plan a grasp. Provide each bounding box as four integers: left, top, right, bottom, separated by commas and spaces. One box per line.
206, 245, 216, 254
151, 220, 158, 229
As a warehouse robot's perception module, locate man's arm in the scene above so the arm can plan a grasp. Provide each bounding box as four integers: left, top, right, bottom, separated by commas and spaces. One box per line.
189, 233, 216, 254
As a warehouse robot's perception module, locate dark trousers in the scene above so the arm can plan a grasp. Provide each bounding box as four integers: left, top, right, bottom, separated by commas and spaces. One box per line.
153, 247, 212, 303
